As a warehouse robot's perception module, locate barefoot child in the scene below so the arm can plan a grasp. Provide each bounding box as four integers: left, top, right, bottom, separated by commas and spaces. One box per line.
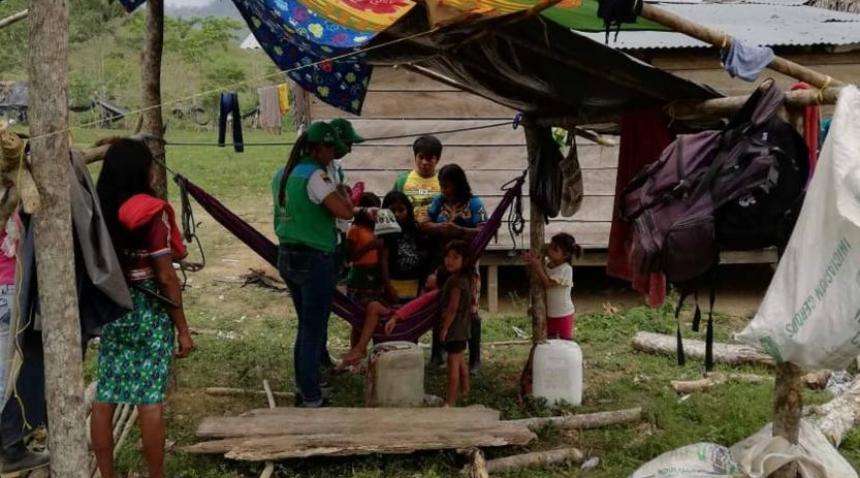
523, 233, 582, 340
438, 240, 474, 406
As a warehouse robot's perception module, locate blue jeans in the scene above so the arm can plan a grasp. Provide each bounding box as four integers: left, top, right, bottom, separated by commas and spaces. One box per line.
277, 245, 335, 404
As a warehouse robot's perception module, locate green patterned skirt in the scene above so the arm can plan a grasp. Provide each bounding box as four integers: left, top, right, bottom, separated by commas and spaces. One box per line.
96, 281, 174, 405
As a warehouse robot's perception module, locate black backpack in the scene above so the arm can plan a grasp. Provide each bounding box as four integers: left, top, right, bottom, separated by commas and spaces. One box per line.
621, 79, 809, 369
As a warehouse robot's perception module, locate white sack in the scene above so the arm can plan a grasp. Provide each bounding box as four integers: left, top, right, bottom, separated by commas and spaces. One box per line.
629, 442, 741, 478
737, 85, 860, 369
730, 420, 857, 478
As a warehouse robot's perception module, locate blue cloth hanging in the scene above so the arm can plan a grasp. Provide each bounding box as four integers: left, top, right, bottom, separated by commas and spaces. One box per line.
721, 38, 775, 82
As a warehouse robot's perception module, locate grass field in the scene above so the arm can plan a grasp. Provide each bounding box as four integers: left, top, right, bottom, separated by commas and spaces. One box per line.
69, 128, 860, 477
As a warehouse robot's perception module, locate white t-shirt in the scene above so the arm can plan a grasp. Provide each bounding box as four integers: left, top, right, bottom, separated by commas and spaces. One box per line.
545, 262, 575, 318
307, 169, 337, 205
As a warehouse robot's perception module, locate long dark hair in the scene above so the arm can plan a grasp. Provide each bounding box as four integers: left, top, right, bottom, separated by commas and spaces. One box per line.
551, 232, 583, 263
278, 131, 309, 206
96, 138, 156, 244
382, 190, 417, 233
438, 164, 472, 204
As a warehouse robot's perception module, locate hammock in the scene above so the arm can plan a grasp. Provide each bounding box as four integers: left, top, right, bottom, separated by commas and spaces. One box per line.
174, 172, 526, 343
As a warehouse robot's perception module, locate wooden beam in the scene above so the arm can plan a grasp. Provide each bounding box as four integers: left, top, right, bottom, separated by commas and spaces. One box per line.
140, 0, 167, 198
28, 0, 89, 475
507, 407, 642, 430
0, 9, 28, 29
639, 3, 844, 89
487, 265, 499, 314
523, 124, 547, 343
632, 331, 775, 367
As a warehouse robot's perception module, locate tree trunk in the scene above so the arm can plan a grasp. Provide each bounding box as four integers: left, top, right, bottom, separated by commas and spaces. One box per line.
140, 0, 167, 198
523, 124, 546, 344
772, 362, 803, 478
28, 0, 89, 475
482, 447, 584, 474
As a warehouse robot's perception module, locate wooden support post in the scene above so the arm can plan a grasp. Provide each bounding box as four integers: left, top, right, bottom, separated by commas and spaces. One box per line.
139, 0, 167, 198
772, 362, 803, 478
523, 124, 547, 343
640, 4, 843, 89
289, 81, 311, 131
0, 9, 28, 29
487, 265, 499, 314
28, 0, 89, 475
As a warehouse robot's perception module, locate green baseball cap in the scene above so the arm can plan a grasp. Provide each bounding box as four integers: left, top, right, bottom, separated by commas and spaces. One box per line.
305, 121, 346, 151
329, 118, 364, 145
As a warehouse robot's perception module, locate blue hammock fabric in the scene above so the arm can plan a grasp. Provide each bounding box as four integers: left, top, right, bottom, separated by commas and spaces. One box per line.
174, 172, 525, 342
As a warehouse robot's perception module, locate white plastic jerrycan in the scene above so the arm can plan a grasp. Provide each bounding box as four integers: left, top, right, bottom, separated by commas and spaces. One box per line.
532, 339, 583, 406
365, 341, 425, 407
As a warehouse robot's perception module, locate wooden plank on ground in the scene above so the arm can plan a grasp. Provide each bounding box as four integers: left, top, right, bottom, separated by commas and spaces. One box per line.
199, 407, 502, 439
185, 426, 535, 461
185, 406, 535, 462
311, 91, 515, 120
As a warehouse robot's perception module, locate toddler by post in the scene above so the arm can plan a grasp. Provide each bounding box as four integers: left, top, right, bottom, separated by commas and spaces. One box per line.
523, 233, 582, 340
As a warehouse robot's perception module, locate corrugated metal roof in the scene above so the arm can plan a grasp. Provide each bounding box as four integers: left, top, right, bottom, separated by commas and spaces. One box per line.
577, 1, 860, 49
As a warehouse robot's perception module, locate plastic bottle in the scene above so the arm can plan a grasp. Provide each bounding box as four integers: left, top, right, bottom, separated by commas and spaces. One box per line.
532, 339, 583, 406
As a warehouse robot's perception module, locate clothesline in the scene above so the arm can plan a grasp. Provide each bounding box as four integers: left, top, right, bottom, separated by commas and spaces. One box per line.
164, 120, 517, 147
25, 27, 441, 144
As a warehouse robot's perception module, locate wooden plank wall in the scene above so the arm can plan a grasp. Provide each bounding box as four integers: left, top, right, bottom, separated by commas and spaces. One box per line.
308, 66, 620, 253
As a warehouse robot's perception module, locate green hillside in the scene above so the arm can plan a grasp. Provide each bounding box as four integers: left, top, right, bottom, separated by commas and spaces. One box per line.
1, 0, 277, 128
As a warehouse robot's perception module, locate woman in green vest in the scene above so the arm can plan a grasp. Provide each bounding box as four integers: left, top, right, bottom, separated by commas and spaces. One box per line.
272, 122, 357, 407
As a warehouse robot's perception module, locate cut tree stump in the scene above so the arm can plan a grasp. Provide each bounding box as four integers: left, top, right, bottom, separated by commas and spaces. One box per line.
480, 447, 584, 474
632, 332, 775, 367
506, 407, 641, 430
185, 407, 534, 461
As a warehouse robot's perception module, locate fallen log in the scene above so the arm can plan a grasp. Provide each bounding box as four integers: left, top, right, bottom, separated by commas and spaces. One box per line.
0, 9, 28, 30
480, 447, 584, 474
811, 376, 860, 447
506, 407, 641, 431
203, 387, 294, 400
466, 448, 489, 478
671, 372, 770, 394
632, 331, 775, 367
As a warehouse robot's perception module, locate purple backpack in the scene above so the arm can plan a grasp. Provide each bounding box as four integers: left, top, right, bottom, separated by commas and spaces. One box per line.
619, 80, 808, 369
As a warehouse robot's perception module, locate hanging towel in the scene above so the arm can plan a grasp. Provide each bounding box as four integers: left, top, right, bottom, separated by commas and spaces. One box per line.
721, 38, 775, 82
277, 84, 291, 115
258, 86, 282, 130
790, 82, 821, 177
607, 108, 672, 308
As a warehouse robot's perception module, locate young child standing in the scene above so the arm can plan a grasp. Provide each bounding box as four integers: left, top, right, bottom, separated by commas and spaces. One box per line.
438, 240, 474, 406
346, 192, 384, 303
524, 233, 582, 340
393, 135, 442, 222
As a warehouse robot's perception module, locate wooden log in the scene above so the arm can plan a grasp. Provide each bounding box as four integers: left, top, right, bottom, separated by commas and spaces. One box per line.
114, 407, 139, 459
0, 9, 28, 29
802, 370, 832, 391
260, 380, 276, 478
671, 372, 770, 394
507, 407, 641, 430
28, 0, 90, 475
772, 362, 803, 478
466, 448, 489, 478
480, 447, 585, 474
139, 0, 167, 198
632, 331, 775, 367
639, 3, 843, 89
204, 387, 294, 400
668, 87, 842, 121
811, 376, 860, 447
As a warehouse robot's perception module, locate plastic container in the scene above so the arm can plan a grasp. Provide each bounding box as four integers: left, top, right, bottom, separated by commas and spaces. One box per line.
532, 339, 583, 406
365, 341, 425, 407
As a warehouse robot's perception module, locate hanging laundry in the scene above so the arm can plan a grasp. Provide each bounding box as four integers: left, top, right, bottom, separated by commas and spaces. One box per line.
607, 108, 672, 308
218, 92, 244, 153
790, 82, 821, 177
257, 86, 282, 131
720, 38, 775, 82
277, 83, 291, 115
